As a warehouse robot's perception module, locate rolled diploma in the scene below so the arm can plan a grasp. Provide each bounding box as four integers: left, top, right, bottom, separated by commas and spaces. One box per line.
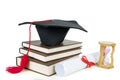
55, 52, 100, 76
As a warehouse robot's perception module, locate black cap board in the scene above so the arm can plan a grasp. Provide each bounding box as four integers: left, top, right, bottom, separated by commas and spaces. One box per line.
19, 19, 88, 46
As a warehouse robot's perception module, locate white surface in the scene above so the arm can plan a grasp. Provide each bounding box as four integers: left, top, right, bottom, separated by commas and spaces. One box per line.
0, 0, 120, 80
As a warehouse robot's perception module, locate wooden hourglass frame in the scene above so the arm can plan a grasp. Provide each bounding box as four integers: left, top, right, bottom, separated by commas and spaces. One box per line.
98, 41, 116, 69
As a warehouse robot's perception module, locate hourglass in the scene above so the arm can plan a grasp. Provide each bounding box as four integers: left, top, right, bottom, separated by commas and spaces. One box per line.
98, 41, 116, 69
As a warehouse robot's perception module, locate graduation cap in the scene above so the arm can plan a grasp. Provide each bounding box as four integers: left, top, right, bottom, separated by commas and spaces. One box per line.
19, 19, 87, 46
6, 19, 87, 74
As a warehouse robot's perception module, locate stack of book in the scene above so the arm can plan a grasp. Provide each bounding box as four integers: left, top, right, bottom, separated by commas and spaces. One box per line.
16, 39, 82, 76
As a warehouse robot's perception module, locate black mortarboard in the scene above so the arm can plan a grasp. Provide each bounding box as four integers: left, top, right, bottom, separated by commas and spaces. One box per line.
19, 19, 88, 46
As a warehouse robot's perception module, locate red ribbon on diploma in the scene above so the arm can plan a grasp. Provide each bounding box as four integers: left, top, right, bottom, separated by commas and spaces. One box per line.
81, 56, 95, 68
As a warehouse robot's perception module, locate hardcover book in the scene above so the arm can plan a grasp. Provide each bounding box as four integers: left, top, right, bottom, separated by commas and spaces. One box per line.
19, 47, 81, 62
16, 54, 79, 76
22, 40, 82, 53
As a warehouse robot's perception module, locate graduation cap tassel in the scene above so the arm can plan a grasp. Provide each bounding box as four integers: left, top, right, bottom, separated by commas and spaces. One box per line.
6, 20, 53, 74
6, 23, 32, 74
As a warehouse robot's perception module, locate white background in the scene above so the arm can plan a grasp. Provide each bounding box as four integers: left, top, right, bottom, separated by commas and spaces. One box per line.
0, 0, 120, 80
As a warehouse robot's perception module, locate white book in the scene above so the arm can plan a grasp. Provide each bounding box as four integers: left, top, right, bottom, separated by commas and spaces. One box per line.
22, 40, 82, 53
19, 47, 81, 62
16, 54, 79, 76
